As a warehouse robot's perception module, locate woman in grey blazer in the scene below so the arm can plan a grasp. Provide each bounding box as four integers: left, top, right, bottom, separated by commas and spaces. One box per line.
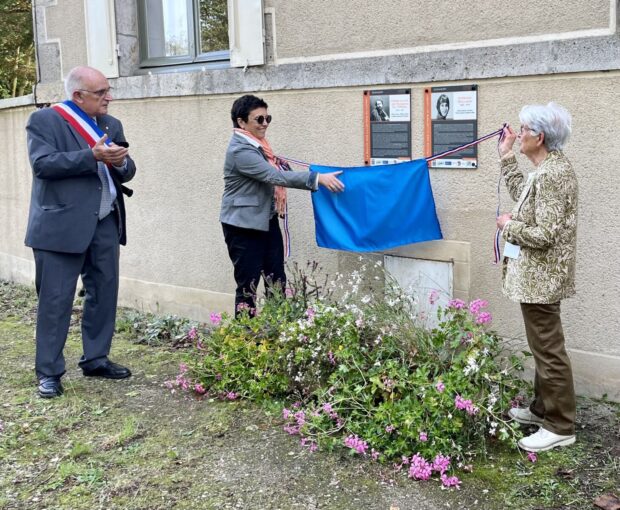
220, 95, 344, 316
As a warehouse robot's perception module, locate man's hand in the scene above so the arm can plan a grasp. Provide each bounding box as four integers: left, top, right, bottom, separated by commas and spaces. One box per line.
318, 171, 345, 193
92, 134, 129, 167
496, 212, 512, 230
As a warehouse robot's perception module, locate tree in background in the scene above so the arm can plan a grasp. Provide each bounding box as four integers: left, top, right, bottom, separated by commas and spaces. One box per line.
0, 0, 35, 99
199, 0, 228, 54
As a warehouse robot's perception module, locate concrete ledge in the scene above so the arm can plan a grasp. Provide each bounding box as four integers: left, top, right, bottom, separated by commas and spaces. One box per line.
0, 94, 34, 111
519, 347, 620, 402
569, 348, 620, 401
118, 276, 234, 322
35, 33, 620, 102
0, 252, 35, 286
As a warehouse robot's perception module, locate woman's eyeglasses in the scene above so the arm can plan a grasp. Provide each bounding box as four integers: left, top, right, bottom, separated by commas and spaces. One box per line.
252, 115, 272, 125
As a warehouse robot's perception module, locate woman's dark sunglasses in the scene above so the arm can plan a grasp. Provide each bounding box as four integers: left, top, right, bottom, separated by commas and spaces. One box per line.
252, 115, 272, 125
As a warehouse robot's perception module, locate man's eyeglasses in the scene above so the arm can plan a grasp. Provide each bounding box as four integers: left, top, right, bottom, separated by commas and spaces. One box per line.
78, 87, 113, 98
252, 115, 272, 125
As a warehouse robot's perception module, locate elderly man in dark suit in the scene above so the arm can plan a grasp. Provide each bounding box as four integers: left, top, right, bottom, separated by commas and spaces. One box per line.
25, 66, 136, 398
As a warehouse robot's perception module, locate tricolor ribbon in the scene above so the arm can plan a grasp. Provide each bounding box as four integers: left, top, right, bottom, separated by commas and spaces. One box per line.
493, 124, 508, 264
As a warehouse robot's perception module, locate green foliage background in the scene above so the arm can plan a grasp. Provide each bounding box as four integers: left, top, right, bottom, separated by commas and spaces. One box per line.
0, 0, 35, 99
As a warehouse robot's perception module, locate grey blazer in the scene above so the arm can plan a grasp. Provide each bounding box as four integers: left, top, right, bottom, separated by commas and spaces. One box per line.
25, 106, 136, 253
219, 132, 318, 231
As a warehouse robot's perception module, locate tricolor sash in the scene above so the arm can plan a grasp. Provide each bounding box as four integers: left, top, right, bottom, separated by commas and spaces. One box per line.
52, 100, 119, 205
51, 100, 111, 150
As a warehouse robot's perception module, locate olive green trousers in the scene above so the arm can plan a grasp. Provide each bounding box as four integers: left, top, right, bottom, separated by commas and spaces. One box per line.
520, 302, 576, 436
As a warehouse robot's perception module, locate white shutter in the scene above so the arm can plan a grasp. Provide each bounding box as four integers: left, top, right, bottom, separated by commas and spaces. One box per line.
227, 0, 264, 68
83, 0, 119, 78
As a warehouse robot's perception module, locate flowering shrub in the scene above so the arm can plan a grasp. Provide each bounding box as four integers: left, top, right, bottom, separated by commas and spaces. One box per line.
178, 260, 525, 487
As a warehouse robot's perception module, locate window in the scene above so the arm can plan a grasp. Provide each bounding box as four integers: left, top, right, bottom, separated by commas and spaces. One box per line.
138, 0, 230, 67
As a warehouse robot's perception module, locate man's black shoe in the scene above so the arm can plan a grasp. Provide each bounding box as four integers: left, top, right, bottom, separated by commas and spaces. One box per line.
82, 360, 132, 379
38, 376, 64, 398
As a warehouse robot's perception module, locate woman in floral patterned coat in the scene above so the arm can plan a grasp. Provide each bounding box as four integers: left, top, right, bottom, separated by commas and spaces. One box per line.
496, 102, 578, 453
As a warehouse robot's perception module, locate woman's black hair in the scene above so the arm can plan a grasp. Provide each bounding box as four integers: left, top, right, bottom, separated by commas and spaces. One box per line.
436, 94, 450, 113
231, 94, 268, 127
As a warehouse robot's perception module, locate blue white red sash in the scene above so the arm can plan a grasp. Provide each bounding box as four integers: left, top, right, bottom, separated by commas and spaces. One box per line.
51, 100, 110, 149
52, 100, 117, 205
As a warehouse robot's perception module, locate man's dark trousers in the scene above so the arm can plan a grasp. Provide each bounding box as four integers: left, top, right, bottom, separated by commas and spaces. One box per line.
34, 213, 119, 378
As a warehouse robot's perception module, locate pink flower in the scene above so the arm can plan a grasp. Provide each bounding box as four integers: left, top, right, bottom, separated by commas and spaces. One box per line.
527, 452, 537, 463
187, 327, 197, 340
285, 287, 294, 298
371, 448, 380, 461
440, 474, 461, 488
306, 307, 316, 320
468, 299, 488, 315
236, 302, 250, 312
419, 431, 428, 442
435, 381, 445, 393
448, 299, 466, 310
433, 454, 451, 474
282, 408, 291, 420
327, 351, 336, 365
429, 289, 440, 305
355, 318, 364, 328
455, 395, 479, 416
209, 312, 222, 326
194, 383, 206, 394
476, 312, 492, 325
408, 454, 433, 481
226, 391, 238, 400
385, 425, 395, 433
344, 434, 368, 455
322, 403, 333, 414
179, 363, 188, 374
294, 410, 306, 427
309, 442, 318, 452
175, 376, 189, 390
283, 424, 300, 435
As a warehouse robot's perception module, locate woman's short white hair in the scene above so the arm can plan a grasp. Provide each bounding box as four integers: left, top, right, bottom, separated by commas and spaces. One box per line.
519, 102, 572, 151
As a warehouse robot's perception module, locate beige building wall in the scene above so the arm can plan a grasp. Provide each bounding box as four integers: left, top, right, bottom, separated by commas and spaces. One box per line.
1, 0, 618, 398
267, 0, 611, 61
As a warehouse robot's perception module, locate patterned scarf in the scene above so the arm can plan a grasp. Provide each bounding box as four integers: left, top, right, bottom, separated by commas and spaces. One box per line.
233, 128, 288, 216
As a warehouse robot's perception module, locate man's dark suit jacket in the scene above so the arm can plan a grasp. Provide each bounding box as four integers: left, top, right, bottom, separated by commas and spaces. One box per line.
25, 107, 136, 253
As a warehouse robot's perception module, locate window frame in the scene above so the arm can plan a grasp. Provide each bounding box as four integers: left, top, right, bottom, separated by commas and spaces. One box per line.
137, 0, 231, 68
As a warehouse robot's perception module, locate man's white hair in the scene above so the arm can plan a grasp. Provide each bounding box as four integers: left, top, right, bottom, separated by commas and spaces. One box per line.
519, 102, 572, 151
64, 67, 87, 100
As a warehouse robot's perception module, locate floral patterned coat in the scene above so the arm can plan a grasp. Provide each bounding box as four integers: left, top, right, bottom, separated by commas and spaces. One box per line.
500, 150, 578, 304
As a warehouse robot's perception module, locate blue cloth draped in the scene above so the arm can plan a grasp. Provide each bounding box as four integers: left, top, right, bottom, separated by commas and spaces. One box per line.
311, 159, 442, 252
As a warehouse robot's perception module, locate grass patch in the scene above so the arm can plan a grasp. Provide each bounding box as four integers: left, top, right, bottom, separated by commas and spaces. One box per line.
0, 279, 618, 510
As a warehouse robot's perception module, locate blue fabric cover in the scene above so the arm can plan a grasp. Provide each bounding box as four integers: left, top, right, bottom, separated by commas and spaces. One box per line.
311, 159, 442, 252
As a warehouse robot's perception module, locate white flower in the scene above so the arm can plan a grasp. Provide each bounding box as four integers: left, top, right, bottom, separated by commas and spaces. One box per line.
361, 295, 371, 304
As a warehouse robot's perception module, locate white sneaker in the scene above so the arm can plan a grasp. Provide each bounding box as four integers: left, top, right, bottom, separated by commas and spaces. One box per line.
518, 427, 576, 452
508, 407, 544, 426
